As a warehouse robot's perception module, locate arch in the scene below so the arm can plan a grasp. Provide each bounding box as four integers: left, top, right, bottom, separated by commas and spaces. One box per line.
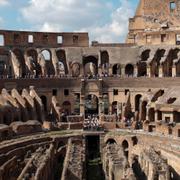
148, 108, 155, 122
125, 64, 134, 76
132, 136, 138, 146
41, 50, 51, 61
71, 62, 80, 77
141, 49, 150, 61
122, 140, 129, 158
106, 138, 117, 144
151, 49, 165, 77
56, 49, 68, 74
101, 51, 109, 74
112, 101, 118, 114
112, 64, 121, 75
102, 93, 109, 115
40, 95, 47, 112
26, 49, 41, 76
141, 101, 147, 121
85, 94, 99, 117
13, 48, 26, 77
62, 101, 71, 115
41, 49, 55, 76
138, 62, 147, 77
83, 56, 98, 76
135, 94, 142, 111
0, 48, 10, 77
163, 48, 180, 77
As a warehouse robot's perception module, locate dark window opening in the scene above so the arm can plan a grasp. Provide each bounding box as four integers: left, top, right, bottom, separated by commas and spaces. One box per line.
14, 34, 20, 43
43, 34, 49, 43
113, 89, 118, 96
64, 89, 69, 96
125, 89, 129, 95
73, 35, 78, 44
52, 89, 57, 96
167, 97, 176, 104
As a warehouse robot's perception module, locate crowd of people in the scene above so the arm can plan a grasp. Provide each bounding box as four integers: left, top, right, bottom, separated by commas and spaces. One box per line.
83, 115, 102, 131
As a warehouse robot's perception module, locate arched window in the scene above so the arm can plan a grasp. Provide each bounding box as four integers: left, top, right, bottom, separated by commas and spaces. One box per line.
112, 64, 121, 75
62, 101, 71, 115
125, 64, 134, 76
41, 50, 51, 61
83, 56, 98, 77
135, 94, 142, 111
106, 138, 117, 144
112, 101, 118, 114
56, 50, 68, 74
40, 95, 47, 112
13, 49, 26, 77
122, 140, 129, 158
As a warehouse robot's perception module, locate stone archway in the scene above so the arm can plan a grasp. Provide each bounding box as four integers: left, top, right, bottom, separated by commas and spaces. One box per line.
122, 140, 129, 159
125, 64, 134, 76
112, 101, 118, 114
112, 64, 121, 75
40, 95, 47, 112
85, 94, 99, 117
12, 49, 26, 78
135, 94, 142, 111
101, 51, 109, 74
26, 49, 41, 76
56, 49, 68, 75
62, 101, 71, 115
106, 138, 117, 144
141, 101, 147, 121
83, 56, 98, 77
41, 49, 55, 76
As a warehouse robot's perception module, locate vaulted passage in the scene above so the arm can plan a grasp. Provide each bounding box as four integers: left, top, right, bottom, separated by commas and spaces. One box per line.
86, 135, 105, 180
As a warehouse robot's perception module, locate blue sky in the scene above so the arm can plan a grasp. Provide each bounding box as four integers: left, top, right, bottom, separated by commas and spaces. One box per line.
0, 0, 139, 42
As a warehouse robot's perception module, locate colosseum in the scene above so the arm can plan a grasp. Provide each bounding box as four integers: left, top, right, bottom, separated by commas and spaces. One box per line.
0, 0, 180, 180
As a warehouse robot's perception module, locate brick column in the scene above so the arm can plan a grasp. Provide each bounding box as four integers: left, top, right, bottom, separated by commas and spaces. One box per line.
159, 64, 163, 77
172, 64, 176, 77
80, 96, 85, 116
121, 65, 125, 77
134, 64, 138, 77
147, 65, 151, 77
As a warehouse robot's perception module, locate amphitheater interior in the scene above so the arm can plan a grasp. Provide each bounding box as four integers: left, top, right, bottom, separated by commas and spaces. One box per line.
0, 0, 180, 180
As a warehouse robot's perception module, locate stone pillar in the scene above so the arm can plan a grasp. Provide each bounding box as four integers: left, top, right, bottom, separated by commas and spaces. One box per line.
146, 107, 149, 121
172, 64, 176, 77
80, 96, 85, 116
134, 65, 138, 77
80, 64, 84, 77
99, 65, 102, 76
147, 65, 151, 77
159, 65, 163, 77
109, 64, 112, 76
121, 65, 125, 77
139, 101, 143, 121
155, 110, 158, 122
99, 97, 103, 115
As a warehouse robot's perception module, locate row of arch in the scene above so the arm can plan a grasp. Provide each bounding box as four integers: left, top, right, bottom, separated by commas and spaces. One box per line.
140, 48, 180, 77
0, 48, 145, 78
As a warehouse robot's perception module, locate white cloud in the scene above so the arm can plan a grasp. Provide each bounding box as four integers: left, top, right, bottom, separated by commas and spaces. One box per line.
0, 0, 9, 6
21, 0, 135, 43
